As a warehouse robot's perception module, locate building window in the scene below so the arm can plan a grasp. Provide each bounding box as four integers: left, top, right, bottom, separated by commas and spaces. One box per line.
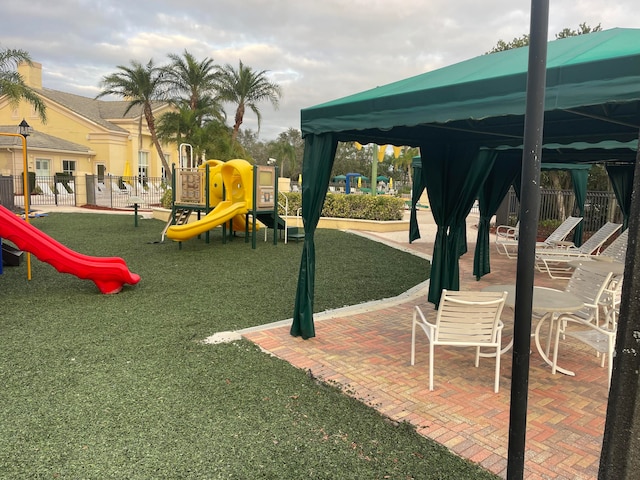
96, 163, 106, 182
62, 160, 76, 175
35, 158, 51, 177
138, 151, 149, 178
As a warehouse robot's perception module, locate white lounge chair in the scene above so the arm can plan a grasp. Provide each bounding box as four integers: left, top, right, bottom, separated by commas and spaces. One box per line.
56, 182, 71, 195
111, 181, 128, 195
496, 216, 583, 259
411, 289, 508, 393
592, 228, 628, 264
535, 222, 622, 278
37, 182, 55, 195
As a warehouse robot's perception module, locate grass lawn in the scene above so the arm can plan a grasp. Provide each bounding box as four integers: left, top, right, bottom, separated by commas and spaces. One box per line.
0, 212, 498, 479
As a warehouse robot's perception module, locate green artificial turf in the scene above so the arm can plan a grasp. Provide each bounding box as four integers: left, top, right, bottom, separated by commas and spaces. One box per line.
0, 213, 498, 479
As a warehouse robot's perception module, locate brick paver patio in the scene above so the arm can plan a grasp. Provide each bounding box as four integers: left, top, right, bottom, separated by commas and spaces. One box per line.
243, 216, 611, 479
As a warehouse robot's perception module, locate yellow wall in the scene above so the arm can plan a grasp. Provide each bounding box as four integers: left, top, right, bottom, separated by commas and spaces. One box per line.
0, 63, 175, 180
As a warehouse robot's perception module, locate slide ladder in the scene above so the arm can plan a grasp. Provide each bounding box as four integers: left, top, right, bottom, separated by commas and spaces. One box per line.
161, 208, 192, 242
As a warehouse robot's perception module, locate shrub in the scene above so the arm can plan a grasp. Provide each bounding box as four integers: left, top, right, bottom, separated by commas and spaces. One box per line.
279, 192, 404, 221
161, 188, 173, 209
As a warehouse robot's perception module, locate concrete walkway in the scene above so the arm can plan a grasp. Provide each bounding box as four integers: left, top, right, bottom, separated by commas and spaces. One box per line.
242, 209, 609, 480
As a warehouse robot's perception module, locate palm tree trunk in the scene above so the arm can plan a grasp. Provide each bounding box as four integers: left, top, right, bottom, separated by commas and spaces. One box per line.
549, 171, 566, 219
231, 104, 245, 143
144, 105, 172, 184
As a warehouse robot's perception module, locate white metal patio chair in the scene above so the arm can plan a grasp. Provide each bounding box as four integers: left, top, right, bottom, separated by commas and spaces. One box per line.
535, 222, 622, 279
551, 266, 615, 384
599, 276, 623, 331
411, 289, 508, 393
495, 216, 582, 259
495, 221, 519, 255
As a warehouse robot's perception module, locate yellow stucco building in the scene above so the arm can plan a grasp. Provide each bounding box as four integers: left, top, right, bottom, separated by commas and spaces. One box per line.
0, 62, 175, 206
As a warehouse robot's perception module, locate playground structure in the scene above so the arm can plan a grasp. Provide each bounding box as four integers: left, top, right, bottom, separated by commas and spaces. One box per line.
0, 204, 140, 294
163, 159, 290, 248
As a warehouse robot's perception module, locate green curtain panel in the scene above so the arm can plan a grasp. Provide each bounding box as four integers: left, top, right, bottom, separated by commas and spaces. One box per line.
606, 163, 635, 230
473, 151, 521, 279
421, 144, 495, 306
291, 133, 338, 339
569, 168, 588, 246
409, 156, 425, 242
539, 163, 590, 246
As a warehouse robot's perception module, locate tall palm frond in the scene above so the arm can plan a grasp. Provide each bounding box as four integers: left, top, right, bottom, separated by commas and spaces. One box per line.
96, 59, 171, 182
0, 47, 47, 122
214, 60, 282, 142
164, 50, 221, 117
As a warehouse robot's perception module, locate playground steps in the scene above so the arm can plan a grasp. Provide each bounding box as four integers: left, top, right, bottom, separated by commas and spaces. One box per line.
256, 212, 286, 231
2, 242, 23, 266
161, 209, 192, 242
287, 226, 305, 243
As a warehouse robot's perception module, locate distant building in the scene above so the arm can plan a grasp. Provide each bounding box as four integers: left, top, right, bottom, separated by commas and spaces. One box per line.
0, 62, 175, 204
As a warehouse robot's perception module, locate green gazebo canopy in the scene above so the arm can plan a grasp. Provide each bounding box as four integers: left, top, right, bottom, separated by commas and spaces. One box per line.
292, 28, 640, 339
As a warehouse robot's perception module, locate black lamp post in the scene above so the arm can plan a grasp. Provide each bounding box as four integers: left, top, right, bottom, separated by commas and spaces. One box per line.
18, 118, 33, 198
18, 118, 32, 138
16, 118, 34, 278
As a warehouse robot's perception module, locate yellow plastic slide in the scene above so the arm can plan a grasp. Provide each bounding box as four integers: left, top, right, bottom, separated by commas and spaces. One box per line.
165, 159, 257, 242
165, 201, 248, 242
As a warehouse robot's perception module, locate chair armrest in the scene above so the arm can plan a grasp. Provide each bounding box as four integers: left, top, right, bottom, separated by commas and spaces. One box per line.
413, 306, 436, 332
549, 240, 575, 248
496, 225, 518, 240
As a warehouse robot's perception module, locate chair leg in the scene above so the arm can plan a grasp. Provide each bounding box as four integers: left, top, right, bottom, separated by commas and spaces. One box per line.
551, 318, 564, 375
429, 344, 434, 391
410, 317, 417, 366
475, 347, 480, 368
607, 337, 614, 387
545, 315, 556, 356
494, 345, 501, 393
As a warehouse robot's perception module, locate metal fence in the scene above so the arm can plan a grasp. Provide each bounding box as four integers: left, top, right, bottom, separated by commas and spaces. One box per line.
3, 174, 167, 211
0, 175, 621, 232
10, 174, 78, 208
86, 175, 167, 209
505, 188, 622, 233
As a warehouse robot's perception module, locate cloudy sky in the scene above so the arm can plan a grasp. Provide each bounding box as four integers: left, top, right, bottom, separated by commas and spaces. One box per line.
4, 0, 640, 140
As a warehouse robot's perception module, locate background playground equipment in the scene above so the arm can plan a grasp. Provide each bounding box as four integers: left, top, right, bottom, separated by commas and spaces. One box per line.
0, 204, 140, 294
164, 159, 286, 248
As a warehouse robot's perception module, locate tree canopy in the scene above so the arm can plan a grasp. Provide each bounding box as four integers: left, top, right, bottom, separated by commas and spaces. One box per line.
97, 52, 284, 168
214, 60, 283, 143
97, 59, 172, 182
0, 46, 46, 122
487, 22, 602, 53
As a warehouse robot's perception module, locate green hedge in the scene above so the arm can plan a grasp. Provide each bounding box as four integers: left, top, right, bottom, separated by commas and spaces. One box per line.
279, 192, 405, 221
162, 190, 405, 222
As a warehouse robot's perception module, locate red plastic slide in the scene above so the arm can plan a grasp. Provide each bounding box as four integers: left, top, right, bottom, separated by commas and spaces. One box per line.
0, 205, 140, 294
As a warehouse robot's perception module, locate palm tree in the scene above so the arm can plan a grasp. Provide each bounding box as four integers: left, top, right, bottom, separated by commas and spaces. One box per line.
96, 59, 171, 182
161, 51, 227, 163
214, 60, 282, 143
268, 129, 303, 178
164, 50, 221, 115
0, 47, 46, 122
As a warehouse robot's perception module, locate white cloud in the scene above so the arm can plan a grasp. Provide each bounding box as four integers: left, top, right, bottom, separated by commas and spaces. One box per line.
5, 0, 639, 140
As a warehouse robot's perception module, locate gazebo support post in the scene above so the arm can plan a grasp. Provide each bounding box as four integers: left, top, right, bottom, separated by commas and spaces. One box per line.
598, 130, 640, 479
507, 1, 549, 479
